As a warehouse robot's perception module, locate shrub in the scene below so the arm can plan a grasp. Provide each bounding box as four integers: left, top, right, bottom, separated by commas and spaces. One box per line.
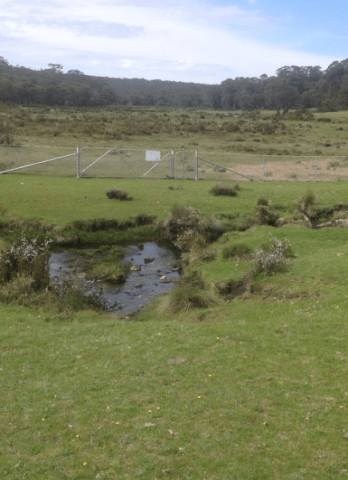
0, 276, 35, 303
224, 123, 240, 133
210, 183, 239, 197
327, 160, 340, 170
295, 190, 316, 214
53, 280, 105, 313
157, 205, 201, 244
174, 229, 206, 252
198, 216, 225, 243
157, 205, 224, 251
70, 214, 154, 232
0, 238, 51, 290
0, 121, 16, 145
256, 197, 268, 206
134, 213, 156, 226
253, 205, 278, 226
254, 236, 291, 275
105, 188, 132, 201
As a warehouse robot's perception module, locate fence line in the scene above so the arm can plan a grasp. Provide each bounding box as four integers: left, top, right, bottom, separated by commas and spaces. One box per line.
1, 144, 348, 182
0, 151, 77, 175
198, 155, 257, 182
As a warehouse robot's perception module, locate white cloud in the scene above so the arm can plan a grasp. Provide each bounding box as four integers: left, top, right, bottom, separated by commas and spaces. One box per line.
0, 0, 338, 83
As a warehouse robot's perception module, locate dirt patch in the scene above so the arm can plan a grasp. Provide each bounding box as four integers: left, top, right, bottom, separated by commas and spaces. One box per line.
202, 158, 348, 182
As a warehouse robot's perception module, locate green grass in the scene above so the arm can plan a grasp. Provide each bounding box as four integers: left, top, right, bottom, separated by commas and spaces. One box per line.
3, 104, 348, 182
2, 124, 348, 477
1, 104, 348, 157
2, 291, 348, 479
1, 174, 348, 229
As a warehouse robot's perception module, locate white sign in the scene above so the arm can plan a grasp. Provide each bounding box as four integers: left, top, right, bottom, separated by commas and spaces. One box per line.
146, 150, 161, 162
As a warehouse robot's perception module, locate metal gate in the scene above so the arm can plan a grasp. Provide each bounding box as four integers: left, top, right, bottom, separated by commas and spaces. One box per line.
78, 147, 174, 179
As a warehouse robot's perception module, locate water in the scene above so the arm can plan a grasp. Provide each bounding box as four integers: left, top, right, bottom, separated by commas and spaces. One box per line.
49, 242, 180, 315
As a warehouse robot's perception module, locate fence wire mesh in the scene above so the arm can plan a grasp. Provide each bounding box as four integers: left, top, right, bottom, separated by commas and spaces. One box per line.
0, 145, 77, 176
79, 147, 173, 179
1, 144, 348, 182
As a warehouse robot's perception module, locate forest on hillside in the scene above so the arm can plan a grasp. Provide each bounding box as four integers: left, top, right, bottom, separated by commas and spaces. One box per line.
1, 56, 348, 111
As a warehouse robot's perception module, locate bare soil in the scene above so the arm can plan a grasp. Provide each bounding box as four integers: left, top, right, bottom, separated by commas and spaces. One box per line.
218, 158, 348, 182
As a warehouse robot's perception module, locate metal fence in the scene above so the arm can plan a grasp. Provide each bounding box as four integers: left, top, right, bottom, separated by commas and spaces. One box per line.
1, 144, 348, 182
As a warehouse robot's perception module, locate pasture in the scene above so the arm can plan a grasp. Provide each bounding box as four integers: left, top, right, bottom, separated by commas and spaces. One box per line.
2, 105, 348, 181
1, 106, 348, 479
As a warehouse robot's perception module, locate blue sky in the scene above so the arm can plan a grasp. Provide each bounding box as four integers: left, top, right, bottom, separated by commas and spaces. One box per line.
1, 0, 347, 84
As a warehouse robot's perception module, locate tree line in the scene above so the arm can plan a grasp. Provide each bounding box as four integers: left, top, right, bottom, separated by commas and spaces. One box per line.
1, 56, 348, 111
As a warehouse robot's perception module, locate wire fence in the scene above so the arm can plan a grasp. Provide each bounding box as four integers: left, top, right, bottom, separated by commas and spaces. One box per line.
1, 144, 348, 182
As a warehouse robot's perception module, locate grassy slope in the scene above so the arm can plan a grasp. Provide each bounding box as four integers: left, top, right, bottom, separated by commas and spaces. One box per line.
1, 104, 348, 157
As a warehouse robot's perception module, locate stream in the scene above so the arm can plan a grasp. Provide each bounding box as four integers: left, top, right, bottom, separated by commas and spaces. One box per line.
49, 242, 180, 316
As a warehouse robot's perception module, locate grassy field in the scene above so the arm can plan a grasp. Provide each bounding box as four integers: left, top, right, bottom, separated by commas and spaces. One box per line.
0, 105, 348, 174
1, 105, 348, 181
1, 104, 348, 155
1, 107, 348, 478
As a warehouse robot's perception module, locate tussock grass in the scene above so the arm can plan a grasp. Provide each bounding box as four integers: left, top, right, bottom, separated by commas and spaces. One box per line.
159, 270, 218, 313
209, 182, 239, 196
222, 242, 253, 259
159, 284, 217, 313
105, 187, 132, 201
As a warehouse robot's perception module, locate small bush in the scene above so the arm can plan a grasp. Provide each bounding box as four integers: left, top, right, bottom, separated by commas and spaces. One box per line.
0, 238, 51, 290
327, 160, 340, 170
174, 229, 206, 252
254, 236, 291, 275
105, 188, 132, 201
53, 280, 105, 313
253, 205, 278, 226
157, 205, 224, 251
157, 205, 201, 244
295, 190, 316, 213
198, 216, 225, 243
70, 214, 154, 233
224, 123, 240, 133
210, 183, 239, 197
257, 197, 268, 206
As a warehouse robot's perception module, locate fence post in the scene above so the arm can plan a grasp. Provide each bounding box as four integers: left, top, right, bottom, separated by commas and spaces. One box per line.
262, 155, 265, 181
76, 146, 81, 178
194, 150, 198, 181
170, 150, 174, 178
315, 156, 318, 182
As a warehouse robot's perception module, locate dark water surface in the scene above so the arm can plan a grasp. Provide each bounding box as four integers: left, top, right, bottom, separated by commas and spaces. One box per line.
49, 242, 180, 315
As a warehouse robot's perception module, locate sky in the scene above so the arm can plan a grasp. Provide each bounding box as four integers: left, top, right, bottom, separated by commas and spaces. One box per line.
1, 0, 347, 84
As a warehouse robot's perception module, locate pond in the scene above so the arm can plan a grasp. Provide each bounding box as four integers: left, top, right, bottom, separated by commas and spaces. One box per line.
49, 242, 180, 316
